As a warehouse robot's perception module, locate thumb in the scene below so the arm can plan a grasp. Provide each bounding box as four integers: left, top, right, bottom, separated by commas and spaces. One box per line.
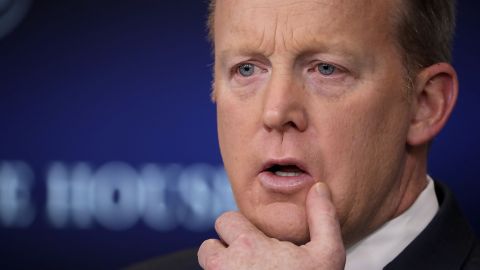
304, 182, 344, 252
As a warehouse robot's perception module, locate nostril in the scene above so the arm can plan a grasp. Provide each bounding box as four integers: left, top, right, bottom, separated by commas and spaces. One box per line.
262, 109, 307, 133
286, 121, 297, 129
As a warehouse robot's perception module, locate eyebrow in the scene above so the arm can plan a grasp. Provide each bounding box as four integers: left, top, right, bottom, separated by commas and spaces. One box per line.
216, 41, 271, 66
218, 48, 267, 60
217, 42, 363, 66
216, 42, 376, 79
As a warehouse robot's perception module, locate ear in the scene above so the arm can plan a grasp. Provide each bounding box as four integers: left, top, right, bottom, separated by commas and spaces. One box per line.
407, 63, 458, 146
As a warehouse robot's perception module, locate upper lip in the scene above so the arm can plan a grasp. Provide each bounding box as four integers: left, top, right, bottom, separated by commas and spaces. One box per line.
260, 158, 309, 175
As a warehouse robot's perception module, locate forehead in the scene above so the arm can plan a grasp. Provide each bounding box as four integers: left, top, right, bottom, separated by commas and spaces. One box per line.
214, 0, 398, 56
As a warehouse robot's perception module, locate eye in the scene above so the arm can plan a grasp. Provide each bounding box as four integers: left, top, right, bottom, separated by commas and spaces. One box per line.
237, 63, 255, 77
317, 63, 336, 75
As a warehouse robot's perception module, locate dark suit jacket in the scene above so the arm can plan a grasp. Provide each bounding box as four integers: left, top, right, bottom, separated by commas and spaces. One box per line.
126, 181, 479, 270
384, 181, 479, 269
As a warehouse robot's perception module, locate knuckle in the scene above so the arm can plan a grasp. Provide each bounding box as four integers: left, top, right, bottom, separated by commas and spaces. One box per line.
214, 216, 225, 232
330, 244, 346, 257
215, 211, 237, 231
205, 253, 222, 270
200, 239, 216, 250
235, 233, 255, 248
326, 247, 346, 268
322, 242, 346, 261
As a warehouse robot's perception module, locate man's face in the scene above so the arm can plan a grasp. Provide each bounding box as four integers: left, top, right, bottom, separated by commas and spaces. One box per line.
214, 0, 413, 245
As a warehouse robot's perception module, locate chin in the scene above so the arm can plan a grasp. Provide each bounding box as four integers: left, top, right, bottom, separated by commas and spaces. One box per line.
243, 202, 310, 245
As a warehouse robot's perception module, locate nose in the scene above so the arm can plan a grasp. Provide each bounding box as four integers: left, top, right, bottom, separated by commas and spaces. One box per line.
262, 72, 308, 133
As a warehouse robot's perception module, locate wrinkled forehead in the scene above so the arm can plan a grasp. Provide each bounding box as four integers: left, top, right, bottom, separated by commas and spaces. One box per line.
213, 0, 398, 54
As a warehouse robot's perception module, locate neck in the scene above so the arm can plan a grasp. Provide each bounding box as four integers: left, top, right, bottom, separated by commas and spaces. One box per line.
344, 145, 429, 248
391, 145, 429, 219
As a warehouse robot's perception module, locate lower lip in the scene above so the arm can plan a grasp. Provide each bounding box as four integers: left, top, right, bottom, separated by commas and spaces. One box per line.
258, 171, 314, 194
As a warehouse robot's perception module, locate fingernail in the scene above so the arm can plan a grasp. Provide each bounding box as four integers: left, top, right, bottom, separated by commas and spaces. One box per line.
315, 182, 330, 198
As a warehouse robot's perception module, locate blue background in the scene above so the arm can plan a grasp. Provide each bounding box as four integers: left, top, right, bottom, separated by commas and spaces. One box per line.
0, 0, 479, 269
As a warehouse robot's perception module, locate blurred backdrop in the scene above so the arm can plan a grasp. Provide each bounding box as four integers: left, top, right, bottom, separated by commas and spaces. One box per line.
0, 0, 479, 269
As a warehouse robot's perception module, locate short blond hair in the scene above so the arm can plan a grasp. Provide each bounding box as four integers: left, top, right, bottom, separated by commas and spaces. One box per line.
205, 0, 456, 76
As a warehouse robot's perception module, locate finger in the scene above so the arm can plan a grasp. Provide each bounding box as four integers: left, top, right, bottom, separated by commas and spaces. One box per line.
215, 211, 265, 245
198, 239, 225, 269
304, 182, 344, 252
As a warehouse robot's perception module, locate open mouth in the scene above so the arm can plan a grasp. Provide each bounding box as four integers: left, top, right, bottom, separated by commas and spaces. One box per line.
267, 164, 305, 177
259, 160, 313, 193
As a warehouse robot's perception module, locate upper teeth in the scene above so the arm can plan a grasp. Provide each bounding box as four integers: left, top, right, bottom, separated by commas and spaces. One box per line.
275, 171, 301, 177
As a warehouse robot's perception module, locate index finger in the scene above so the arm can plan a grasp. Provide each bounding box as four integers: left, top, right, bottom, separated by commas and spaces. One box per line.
214, 211, 265, 245
304, 182, 344, 252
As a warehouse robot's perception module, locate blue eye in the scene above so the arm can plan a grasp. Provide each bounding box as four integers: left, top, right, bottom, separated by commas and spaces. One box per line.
238, 63, 255, 77
317, 63, 336, 75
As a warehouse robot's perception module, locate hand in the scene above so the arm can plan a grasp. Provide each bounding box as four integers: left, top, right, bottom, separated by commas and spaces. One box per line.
197, 182, 346, 270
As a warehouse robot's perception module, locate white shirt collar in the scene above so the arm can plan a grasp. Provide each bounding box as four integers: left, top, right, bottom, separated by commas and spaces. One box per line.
345, 176, 439, 270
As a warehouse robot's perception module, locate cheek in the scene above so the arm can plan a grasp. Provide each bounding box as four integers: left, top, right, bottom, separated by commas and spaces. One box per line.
216, 76, 268, 162
217, 101, 256, 163
326, 85, 409, 162
216, 90, 261, 197
311, 88, 411, 219
217, 93, 248, 155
